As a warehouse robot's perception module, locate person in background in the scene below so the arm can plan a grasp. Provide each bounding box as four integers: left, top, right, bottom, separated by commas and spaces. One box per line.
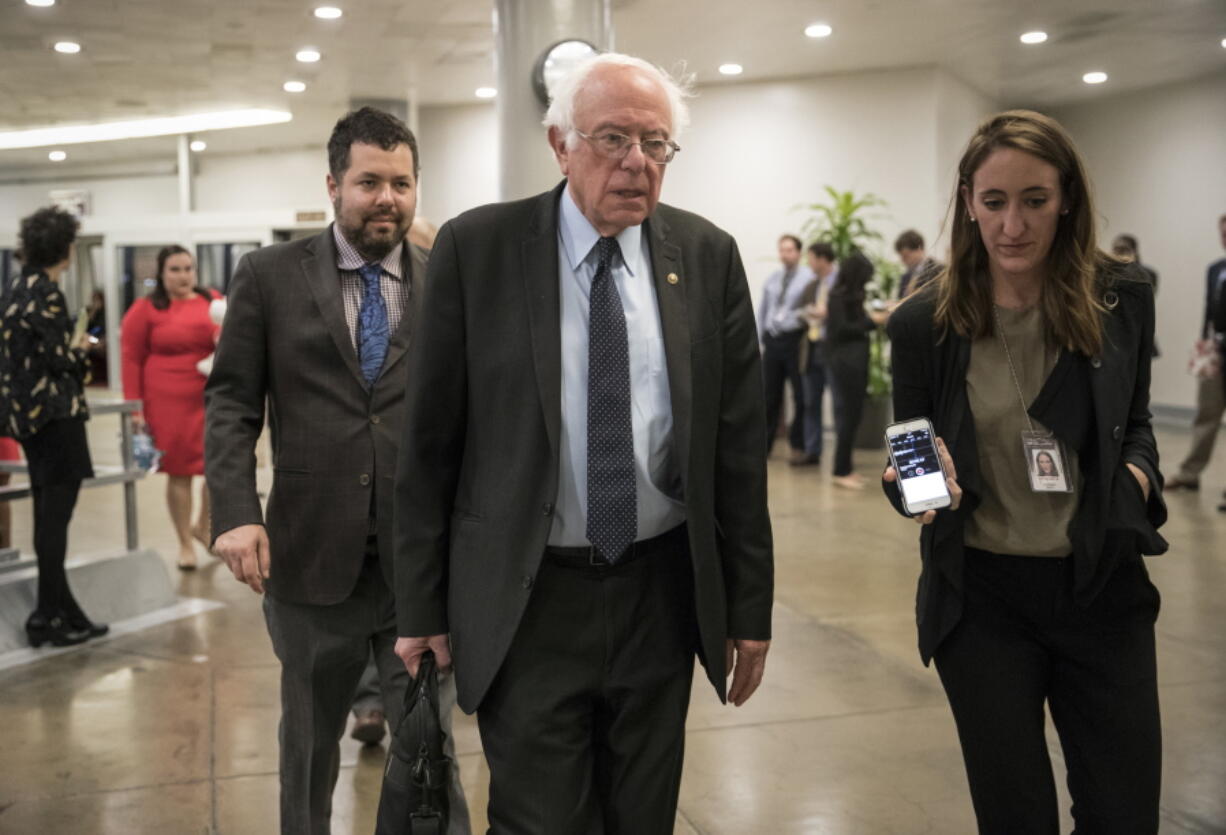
0, 206, 107, 647
0, 437, 21, 549
121, 246, 222, 570
84, 289, 108, 385
895, 229, 943, 299
1164, 214, 1226, 503
826, 251, 887, 489
758, 234, 814, 460
883, 110, 1166, 832
1112, 234, 1160, 358
796, 242, 838, 467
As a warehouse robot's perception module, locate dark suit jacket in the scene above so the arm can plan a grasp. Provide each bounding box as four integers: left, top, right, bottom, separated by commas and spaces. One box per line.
205, 228, 427, 604
1206, 257, 1226, 339
883, 263, 1168, 664
394, 181, 773, 713
824, 287, 874, 373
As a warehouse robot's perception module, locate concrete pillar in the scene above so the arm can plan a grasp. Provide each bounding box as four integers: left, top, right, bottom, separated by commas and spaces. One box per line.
494, 0, 611, 200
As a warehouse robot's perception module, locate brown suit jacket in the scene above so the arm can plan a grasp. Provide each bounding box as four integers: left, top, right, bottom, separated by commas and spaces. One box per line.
205, 227, 427, 604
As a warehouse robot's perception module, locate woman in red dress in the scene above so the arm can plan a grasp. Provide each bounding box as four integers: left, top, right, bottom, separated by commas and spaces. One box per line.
0, 437, 20, 549
121, 246, 221, 569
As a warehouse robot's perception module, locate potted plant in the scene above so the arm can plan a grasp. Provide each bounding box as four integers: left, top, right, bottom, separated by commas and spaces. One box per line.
799, 186, 895, 450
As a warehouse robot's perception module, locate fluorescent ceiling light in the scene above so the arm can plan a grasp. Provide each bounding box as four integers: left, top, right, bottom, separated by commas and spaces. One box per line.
284, 81, 307, 93
27, 0, 57, 7
474, 87, 497, 99
1020, 31, 1048, 44
718, 63, 744, 76
0, 109, 293, 150
296, 48, 321, 63
805, 23, 833, 38
189, 140, 207, 152
54, 41, 81, 54
1082, 71, 1108, 84
48, 150, 67, 162
314, 6, 342, 19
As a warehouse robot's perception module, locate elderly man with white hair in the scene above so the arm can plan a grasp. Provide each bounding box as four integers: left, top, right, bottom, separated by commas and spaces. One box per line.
393, 52, 774, 832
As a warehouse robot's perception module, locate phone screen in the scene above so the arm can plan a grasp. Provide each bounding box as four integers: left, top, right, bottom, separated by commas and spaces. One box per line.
888, 425, 949, 507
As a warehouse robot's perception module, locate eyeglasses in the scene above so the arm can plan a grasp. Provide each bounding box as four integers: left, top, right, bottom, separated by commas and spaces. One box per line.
574, 130, 681, 165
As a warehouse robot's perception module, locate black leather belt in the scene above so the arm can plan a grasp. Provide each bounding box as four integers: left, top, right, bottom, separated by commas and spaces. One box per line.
544, 524, 687, 568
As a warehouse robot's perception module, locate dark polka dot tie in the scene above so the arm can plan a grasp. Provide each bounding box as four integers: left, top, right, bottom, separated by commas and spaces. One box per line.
357, 263, 389, 385
586, 236, 637, 563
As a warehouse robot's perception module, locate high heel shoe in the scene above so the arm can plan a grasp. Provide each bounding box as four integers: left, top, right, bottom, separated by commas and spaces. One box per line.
26, 612, 92, 648
67, 614, 109, 639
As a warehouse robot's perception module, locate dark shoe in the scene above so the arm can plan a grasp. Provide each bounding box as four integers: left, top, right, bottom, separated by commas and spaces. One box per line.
350, 710, 386, 745
68, 614, 109, 639
1218, 501, 1226, 514
26, 612, 92, 648
789, 453, 820, 467
1164, 475, 1199, 491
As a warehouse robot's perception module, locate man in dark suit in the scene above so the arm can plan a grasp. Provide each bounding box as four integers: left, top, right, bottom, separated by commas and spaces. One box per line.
393, 53, 773, 831
205, 107, 467, 834
1165, 214, 1226, 503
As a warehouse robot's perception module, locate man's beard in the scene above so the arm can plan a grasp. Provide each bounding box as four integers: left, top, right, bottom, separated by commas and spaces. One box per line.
335, 200, 409, 261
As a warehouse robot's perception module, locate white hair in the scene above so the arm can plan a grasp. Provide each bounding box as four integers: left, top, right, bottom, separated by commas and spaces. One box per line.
542, 52, 694, 147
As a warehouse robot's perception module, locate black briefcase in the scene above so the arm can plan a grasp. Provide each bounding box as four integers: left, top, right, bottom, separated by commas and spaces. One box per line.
374, 651, 452, 835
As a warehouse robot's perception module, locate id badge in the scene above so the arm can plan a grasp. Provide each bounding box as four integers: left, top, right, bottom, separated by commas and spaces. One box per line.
1022, 430, 1072, 493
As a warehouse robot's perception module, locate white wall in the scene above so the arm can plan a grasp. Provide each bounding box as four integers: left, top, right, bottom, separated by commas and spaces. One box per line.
1051, 71, 1226, 411
416, 103, 500, 229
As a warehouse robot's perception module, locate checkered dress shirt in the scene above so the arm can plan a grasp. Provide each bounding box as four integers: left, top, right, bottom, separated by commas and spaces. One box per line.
332, 225, 411, 350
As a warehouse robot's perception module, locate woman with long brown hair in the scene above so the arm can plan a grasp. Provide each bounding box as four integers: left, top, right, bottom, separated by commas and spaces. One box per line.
121, 245, 221, 569
882, 110, 1167, 832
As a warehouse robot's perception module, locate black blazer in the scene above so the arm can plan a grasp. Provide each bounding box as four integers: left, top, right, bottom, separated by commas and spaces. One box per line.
205, 229, 428, 605
824, 287, 874, 371
883, 264, 1168, 664
393, 182, 773, 713
1207, 257, 1226, 339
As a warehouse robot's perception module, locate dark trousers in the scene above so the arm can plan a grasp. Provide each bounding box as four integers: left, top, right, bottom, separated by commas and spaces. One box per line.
801, 341, 827, 458
762, 330, 806, 453
30, 481, 84, 617
477, 530, 697, 834
262, 542, 467, 835
935, 550, 1162, 834
828, 347, 868, 476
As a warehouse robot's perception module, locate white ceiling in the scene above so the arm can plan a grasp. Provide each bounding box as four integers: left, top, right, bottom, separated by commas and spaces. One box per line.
1, 0, 1224, 174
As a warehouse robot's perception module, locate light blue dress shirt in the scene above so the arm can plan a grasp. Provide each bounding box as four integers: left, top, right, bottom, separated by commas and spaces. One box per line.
548, 187, 687, 547
757, 263, 816, 342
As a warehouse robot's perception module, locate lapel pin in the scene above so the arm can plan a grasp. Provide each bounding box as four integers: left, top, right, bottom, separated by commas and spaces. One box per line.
667, 272, 679, 285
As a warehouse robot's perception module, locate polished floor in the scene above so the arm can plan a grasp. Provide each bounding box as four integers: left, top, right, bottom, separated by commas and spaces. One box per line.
1, 417, 1224, 833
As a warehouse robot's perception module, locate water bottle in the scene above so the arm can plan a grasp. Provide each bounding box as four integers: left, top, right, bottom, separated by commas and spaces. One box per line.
131, 428, 162, 473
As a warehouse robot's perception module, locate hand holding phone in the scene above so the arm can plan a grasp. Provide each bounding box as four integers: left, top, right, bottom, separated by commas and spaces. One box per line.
883, 419, 962, 524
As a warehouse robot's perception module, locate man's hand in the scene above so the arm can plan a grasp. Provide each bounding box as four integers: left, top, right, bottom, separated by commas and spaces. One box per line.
395, 634, 452, 677
725, 638, 770, 707
213, 524, 270, 594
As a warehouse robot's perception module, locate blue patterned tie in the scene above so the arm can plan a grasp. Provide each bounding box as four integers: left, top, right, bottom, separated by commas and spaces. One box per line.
356, 263, 389, 384
586, 237, 637, 563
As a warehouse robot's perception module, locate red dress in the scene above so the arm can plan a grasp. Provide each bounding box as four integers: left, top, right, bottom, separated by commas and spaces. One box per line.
121, 293, 221, 475
0, 437, 20, 462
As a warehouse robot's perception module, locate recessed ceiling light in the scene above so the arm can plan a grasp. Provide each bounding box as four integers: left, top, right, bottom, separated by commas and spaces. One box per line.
190, 140, 207, 152
26, 0, 56, 7
283, 80, 307, 93
1221, 37, 1226, 48
1020, 31, 1048, 45
296, 48, 321, 63
1083, 71, 1108, 84
314, 6, 342, 19
48, 150, 67, 161
0, 109, 293, 150
53, 41, 81, 54
804, 23, 833, 38
474, 87, 497, 99
718, 63, 744, 76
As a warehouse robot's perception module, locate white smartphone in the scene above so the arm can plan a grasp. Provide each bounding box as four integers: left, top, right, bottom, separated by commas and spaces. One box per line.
885, 417, 952, 515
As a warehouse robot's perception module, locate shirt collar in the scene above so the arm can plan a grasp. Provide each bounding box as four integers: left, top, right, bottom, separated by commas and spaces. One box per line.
558, 185, 643, 277
332, 223, 405, 280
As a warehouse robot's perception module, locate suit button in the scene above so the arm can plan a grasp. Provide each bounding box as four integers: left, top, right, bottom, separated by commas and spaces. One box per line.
370, 415, 381, 425
522, 575, 533, 590
1112, 425, 1122, 440
1090, 357, 1102, 368
542, 503, 553, 515
359, 473, 371, 486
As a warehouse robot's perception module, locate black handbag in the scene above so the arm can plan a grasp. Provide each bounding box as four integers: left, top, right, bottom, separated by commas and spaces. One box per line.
375, 651, 452, 835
